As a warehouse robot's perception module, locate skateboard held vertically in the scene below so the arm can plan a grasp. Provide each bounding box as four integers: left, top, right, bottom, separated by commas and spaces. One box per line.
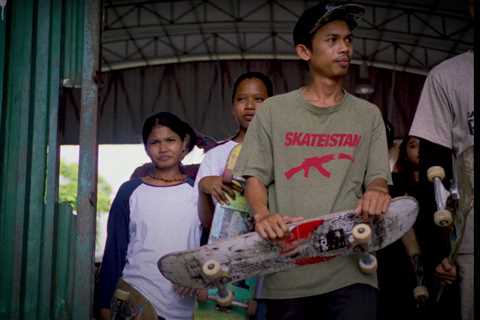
427, 165, 473, 302
209, 143, 254, 243
197, 143, 257, 318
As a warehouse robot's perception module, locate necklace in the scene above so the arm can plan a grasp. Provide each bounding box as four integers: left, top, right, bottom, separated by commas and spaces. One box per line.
148, 173, 185, 183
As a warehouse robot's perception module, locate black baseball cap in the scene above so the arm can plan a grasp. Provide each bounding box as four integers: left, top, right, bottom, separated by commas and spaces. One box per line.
293, 2, 365, 46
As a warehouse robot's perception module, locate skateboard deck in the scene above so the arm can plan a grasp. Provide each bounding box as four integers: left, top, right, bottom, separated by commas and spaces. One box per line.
427, 160, 474, 301
158, 196, 418, 289
209, 143, 254, 243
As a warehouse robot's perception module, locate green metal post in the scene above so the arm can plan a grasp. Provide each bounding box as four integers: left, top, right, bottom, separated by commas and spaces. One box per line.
0, 2, 6, 130
22, 1, 54, 317
39, 0, 64, 318
63, 0, 72, 86
72, 0, 100, 319
53, 203, 75, 320
77, 0, 86, 86
0, 0, 35, 318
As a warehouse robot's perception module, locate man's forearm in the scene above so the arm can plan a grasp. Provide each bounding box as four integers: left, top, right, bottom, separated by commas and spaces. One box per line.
244, 177, 270, 222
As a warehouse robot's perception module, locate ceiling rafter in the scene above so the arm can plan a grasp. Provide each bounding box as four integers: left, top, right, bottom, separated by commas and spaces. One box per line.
101, 0, 473, 73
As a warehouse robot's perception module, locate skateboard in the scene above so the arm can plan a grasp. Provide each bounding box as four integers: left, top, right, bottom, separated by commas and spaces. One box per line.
195, 278, 257, 319
400, 229, 429, 307
110, 280, 159, 319
427, 164, 473, 301
196, 143, 257, 318
158, 196, 418, 302
208, 144, 254, 243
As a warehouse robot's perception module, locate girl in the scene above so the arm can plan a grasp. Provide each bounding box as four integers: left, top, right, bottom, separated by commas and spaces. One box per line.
195, 72, 273, 229
99, 112, 200, 320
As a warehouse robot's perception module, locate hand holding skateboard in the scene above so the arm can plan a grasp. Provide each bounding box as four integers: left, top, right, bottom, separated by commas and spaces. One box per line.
254, 212, 305, 241
199, 175, 236, 205
355, 186, 391, 220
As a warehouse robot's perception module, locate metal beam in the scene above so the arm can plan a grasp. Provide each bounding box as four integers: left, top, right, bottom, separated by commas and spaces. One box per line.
72, 0, 100, 319
101, 54, 429, 75
100, 0, 473, 72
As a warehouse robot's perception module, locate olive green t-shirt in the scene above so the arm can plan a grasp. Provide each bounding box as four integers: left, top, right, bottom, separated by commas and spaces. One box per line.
234, 88, 392, 299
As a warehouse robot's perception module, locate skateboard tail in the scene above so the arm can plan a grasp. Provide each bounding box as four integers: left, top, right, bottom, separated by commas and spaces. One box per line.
158, 252, 210, 289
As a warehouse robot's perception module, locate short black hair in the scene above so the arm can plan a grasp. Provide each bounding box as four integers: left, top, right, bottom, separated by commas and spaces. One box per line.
142, 112, 197, 152
231, 72, 274, 102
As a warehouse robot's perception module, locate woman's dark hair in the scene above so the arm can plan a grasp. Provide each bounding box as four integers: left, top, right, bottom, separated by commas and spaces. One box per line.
142, 112, 197, 152
393, 135, 419, 196
396, 136, 417, 173
384, 119, 394, 149
231, 72, 274, 102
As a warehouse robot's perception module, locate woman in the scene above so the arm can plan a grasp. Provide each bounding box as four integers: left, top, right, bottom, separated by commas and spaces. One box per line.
378, 135, 428, 320
98, 112, 200, 320
195, 71, 273, 229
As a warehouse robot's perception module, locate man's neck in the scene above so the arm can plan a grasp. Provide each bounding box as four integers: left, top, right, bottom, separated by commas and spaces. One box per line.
302, 76, 345, 108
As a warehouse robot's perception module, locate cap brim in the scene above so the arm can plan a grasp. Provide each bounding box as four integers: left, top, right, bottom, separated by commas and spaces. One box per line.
309, 4, 365, 34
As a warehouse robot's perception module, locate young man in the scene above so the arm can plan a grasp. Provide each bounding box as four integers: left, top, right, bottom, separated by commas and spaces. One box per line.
234, 3, 391, 319
409, 49, 474, 320
409, 1, 474, 319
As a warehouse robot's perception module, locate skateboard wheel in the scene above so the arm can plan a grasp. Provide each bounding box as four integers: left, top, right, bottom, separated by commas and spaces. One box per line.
113, 289, 130, 301
434, 209, 453, 227
247, 300, 258, 316
352, 223, 371, 244
358, 254, 377, 274
413, 286, 429, 302
202, 260, 222, 278
427, 166, 445, 182
215, 288, 234, 307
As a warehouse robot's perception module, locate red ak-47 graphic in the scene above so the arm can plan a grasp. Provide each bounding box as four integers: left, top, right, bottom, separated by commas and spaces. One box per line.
284, 153, 353, 180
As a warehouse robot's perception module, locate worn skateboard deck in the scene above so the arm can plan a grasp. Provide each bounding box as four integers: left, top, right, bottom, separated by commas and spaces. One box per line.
159, 196, 418, 289
209, 144, 254, 243
208, 182, 254, 243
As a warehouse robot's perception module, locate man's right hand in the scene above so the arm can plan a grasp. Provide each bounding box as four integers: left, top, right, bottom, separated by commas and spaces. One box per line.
255, 213, 304, 240
435, 257, 457, 285
199, 176, 236, 205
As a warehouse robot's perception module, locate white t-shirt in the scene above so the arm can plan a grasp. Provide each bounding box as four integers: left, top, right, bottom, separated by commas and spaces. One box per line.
121, 181, 200, 319
193, 140, 238, 206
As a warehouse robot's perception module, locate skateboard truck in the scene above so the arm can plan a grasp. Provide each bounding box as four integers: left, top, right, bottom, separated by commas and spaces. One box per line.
410, 254, 429, 307
111, 289, 142, 319
402, 229, 429, 307
207, 295, 257, 315
427, 166, 454, 227
351, 223, 377, 274
201, 260, 234, 307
